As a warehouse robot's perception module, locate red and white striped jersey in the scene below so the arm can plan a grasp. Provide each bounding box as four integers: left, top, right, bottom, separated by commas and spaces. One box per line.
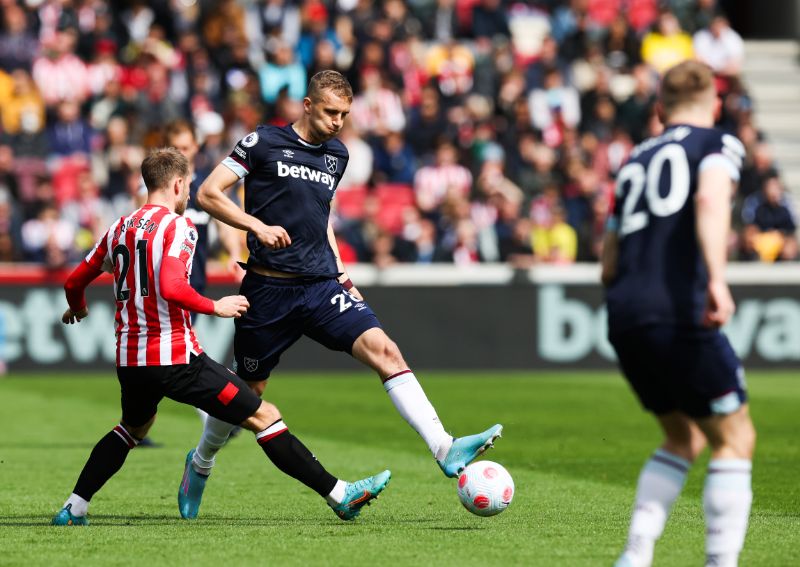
84, 204, 203, 366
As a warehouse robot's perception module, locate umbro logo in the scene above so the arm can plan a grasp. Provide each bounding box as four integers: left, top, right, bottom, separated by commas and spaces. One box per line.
283, 149, 294, 159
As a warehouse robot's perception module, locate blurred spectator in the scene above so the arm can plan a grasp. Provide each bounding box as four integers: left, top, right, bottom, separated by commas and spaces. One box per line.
528, 67, 581, 143
21, 203, 77, 268
373, 131, 417, 184
741, 174, 799, 262
259, 40, 307, 104
693, 14, 744, 78
641, 10, 694, 74
531, 205, 578, 263
350, 68, 407, 138
1, 71, 46, 138
414, 140, 472, 215
32, 29, 90, 107
603, 15, 641, 72
47, 101, 93, 158
0, 3, 38, 71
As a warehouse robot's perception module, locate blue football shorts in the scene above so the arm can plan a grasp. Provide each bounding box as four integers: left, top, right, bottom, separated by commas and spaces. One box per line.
609, 324, 747, 418
232, 273, 381, 381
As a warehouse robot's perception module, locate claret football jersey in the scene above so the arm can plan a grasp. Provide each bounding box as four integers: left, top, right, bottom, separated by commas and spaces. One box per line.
606, 124, 745, 332
222, 124, 349, 277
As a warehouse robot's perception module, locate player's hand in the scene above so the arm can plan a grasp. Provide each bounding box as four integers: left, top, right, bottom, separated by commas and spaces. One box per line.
213, 295, 250, 318
62, 307, 89, 324
703, 279, 735, 328
348, 285, 364, 301
255, 224, 291, 250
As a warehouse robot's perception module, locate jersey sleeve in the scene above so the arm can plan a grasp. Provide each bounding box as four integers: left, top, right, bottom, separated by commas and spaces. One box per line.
699, 132, 745, 183
160, 217, 214, 315
221, 130, 266, 179
65, 223, 117, 311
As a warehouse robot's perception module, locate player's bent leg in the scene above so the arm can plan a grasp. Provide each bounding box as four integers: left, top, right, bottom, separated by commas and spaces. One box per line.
696, 405, 755, 567
53, 417, 153, 526
352, 328, 503, 477
616, 412, 700, 567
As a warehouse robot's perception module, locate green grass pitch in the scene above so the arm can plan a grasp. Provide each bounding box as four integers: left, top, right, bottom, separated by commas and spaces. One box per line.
0, 372, 798, 566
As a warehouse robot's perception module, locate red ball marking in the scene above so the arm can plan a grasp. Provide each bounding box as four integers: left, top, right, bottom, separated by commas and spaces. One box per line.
482, 466, 498, 479
502, 487, 513, 502
473, 495, 490, 509
458, 474, 468, 489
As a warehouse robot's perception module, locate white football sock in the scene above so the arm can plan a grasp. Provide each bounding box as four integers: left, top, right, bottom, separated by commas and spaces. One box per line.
193, 415, 237, 474
325, 479, 347, 506
383, 370, 453, 461
620, 449, 690, 567
704, 459, 752, 567
195, 407, 208, 425
64, 493, 89, 517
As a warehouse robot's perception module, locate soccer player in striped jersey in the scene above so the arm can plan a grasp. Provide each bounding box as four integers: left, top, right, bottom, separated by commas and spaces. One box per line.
602, 61, 756, 567
51, 148, 390, 526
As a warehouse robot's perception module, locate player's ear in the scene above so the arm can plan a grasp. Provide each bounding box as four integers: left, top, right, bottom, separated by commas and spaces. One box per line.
655, 101, 666, 125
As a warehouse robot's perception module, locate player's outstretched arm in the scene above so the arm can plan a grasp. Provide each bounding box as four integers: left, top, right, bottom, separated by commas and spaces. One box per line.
696, 166, 736, 327
198, 164, 291, 250
62, 259, 105, 324
212, 295, 250, 318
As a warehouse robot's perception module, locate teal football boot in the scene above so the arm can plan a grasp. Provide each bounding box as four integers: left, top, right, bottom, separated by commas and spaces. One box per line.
329, 470, 391, 521
178, 449, 209, 519
438, 424, 503, 478
51, 504, 88, 526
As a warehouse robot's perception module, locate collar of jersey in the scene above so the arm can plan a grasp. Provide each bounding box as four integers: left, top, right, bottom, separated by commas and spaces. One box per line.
288, 123, 322, 148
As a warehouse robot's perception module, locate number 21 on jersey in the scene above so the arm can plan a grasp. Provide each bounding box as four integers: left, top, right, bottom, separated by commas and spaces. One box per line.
616, 143, 690, 237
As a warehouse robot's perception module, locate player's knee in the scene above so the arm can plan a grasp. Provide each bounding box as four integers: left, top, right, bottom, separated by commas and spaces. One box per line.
123, 415, 155, 440
244, 401, 281, 431
248, 379, 267, 397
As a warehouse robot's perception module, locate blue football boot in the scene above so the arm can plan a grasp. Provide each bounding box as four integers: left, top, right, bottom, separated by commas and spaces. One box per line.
51, 504, 88, 526
329, 470, 391, 521
178, 449, 209, 519
438, 424, 503, 478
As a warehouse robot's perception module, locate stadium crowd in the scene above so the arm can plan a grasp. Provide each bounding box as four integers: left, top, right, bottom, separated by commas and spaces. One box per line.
0, 0, 796, 269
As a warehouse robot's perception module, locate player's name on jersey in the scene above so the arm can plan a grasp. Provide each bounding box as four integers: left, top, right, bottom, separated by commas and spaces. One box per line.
630, 126, 691, 158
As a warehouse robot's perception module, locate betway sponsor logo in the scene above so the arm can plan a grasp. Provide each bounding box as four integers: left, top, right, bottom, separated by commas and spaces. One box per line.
277, 161, 336, 191
537, 284, 800, 363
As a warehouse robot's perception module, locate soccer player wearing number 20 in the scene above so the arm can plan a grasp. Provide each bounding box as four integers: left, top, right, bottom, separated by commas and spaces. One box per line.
177, 70, 503, 520
602, 61, 755, 567
52, 148, 389, 526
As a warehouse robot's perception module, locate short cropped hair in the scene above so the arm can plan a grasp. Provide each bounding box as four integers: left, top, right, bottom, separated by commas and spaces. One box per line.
307, 70, 353, 102
163, 119, 196, 144
659, 60, 715, 116
141, 148, 189, 192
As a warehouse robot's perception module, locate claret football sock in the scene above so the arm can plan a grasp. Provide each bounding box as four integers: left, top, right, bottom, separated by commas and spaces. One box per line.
72, 424, 139, 505
703, 459, 752, 567
382, 370, 453, 460
256, 419, 338, 497
193, 415, 237, 474
618, 449, 690, 567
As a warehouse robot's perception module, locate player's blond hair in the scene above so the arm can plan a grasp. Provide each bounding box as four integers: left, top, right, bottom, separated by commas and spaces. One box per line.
659, 60, 715, 117
141, 147, 190, 192
308, 70, 353, 102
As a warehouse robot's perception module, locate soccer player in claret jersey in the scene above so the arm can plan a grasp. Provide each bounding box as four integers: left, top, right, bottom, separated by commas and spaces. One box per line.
602, 61, 756, 567
51, 148, 390, 526
176, 70, 502, 519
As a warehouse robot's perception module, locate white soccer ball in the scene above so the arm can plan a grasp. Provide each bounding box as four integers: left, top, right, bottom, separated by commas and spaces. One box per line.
456, 460, 514, 517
